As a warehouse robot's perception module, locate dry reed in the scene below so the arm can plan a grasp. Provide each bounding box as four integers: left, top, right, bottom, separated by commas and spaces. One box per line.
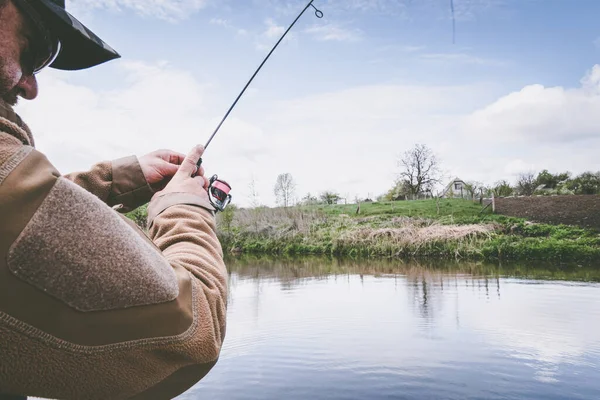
339, 223, 495, 247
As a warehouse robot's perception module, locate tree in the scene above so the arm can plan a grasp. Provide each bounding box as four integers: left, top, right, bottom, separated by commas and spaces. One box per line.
320, 191, 341, 205
464, 181, 482, 201
383, 181, 411, 201
535, 169, 571, 189
397, 144, 441, 198
247, 175, 260, 208
516, 172, 537, 196
274, 173, 296, 207
219, 204, 236, 234
301, 192, 318, 205
566, 171, 600, 194
493, 180, 513, 197
481, 185, 493, 198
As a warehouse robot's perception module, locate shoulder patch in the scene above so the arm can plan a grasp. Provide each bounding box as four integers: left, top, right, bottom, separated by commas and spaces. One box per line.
0, 145, 33, 184
7, 177, 179, 312
0, 132, 32, 184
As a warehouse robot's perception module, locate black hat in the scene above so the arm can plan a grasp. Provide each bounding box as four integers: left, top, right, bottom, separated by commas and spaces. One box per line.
29, 0, 121, 70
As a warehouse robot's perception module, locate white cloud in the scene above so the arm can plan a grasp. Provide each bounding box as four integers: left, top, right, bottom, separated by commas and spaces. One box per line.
263, 18, 285, 39
503, 159, 537, 176
210, 18, 248, 37
582, 64, 600, 93
397, 45, 425, 52
209, 17, 230, 27
305, 24, 363, 42
15, 60, 600, 207
17, 61, 213, 169
458, 280, 600, 383
420, 52, 507, 66
463, 65, 600, 144
323, 0, 408, 15
67, 0, 208, 22
319, 0, 504, 19
254, 18, 290, 51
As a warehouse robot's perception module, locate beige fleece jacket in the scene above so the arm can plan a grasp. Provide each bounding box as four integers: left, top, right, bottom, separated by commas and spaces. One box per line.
0, 102, 228, 400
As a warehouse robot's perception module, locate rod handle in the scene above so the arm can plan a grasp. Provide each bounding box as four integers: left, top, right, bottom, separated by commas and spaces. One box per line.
194, 157, 203, 177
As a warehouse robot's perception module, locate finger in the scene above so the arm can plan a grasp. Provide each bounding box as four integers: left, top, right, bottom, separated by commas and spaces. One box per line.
168, 151, 186, 165
176, 145, 204, 177
193, 176, 209, 190
152, 150, 175, 163
190, 164, 205, 178
159, 161, 180, 177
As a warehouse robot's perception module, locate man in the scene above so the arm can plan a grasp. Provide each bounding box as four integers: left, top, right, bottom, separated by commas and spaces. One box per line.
0, 1, 228, 399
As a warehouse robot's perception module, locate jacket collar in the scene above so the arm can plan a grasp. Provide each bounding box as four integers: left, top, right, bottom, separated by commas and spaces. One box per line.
0, 101, 34, 147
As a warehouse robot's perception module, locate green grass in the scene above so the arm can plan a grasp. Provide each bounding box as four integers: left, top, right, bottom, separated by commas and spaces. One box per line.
125, 198, 600, 263
216, 199, 600, 263
307, 198, 486, 220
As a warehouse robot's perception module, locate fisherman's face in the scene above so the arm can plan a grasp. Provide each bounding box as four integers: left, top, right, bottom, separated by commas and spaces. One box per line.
0, 0, 39, 106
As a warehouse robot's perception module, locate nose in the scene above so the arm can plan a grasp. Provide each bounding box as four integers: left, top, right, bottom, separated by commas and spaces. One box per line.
16, 74, 39, 100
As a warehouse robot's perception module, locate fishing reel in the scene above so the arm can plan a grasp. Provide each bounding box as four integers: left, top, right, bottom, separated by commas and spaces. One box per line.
208, 174, 232, 212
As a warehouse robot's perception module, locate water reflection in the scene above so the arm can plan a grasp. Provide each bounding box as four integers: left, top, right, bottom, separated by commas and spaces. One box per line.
227, 255, 600, 284
179, 257, 600, 400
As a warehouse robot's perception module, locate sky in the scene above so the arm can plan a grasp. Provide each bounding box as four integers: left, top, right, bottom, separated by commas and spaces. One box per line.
14, 0, 600, 207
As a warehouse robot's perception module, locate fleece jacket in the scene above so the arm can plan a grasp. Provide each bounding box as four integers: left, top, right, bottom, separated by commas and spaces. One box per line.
0, 101, 228, 400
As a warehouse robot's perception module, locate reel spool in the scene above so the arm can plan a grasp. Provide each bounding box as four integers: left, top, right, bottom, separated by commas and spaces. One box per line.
208, 175, 232, 212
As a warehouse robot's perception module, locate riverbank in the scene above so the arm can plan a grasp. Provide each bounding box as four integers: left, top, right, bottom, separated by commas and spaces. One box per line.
214, 199, 600, 263
227, 254, 600, 282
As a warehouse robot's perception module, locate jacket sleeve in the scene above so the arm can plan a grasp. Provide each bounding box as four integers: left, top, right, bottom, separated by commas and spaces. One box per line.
63, 156, 154, 212
0, 144, 227, 400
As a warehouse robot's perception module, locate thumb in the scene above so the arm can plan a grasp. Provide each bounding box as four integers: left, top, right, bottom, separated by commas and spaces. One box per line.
176, 145, 204, 177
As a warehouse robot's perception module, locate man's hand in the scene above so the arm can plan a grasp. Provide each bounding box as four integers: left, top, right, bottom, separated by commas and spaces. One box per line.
139, 149, 187, 192
154, 145, 210, 201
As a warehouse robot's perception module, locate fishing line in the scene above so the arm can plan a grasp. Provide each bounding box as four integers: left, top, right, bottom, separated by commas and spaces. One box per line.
450, 0, 456, 44
197, 0, 323, 169
197, 0, 323, 212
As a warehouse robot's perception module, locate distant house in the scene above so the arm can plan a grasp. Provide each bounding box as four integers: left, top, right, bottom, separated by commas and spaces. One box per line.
441, 177, 468, 198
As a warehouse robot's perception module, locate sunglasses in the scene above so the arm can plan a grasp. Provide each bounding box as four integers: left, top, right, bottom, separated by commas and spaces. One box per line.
12, 0, 61, 74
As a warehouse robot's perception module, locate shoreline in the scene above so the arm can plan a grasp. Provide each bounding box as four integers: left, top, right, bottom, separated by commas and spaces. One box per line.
214, 199, 600, 264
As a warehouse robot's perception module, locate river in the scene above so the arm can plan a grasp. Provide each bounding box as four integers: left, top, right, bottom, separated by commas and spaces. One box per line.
177, 257, 600, 400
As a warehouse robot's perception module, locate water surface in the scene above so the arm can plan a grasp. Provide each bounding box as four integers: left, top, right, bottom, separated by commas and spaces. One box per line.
178, 258, 600, 400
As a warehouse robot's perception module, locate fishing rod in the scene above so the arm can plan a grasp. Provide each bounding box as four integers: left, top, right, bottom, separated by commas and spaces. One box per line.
198, 0, 324, 212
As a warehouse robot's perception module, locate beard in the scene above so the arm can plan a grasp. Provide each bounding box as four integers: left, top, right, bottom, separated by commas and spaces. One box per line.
0, 58, 20, 106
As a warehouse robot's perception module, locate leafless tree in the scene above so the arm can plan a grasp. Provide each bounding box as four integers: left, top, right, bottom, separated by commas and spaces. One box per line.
516, 172, 537, 196
397, 144, 442, 198
274, 173, 296, 207
464, 181, 482, 201
247, 175, 260, 208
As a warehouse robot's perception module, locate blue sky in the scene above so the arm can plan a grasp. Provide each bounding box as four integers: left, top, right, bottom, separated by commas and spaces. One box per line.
16, 0, 600, 206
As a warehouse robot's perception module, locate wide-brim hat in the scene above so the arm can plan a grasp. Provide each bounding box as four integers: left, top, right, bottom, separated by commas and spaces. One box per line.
32, 0, 121, 70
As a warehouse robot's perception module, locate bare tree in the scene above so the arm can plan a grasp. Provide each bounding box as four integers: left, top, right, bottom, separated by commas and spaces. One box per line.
516, 172, 537, 196
247, 175, 260, 208
397, 144, 441, 198
274, 173, 296, 207
301, 193, 318, 205
464, 181, 482, 201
